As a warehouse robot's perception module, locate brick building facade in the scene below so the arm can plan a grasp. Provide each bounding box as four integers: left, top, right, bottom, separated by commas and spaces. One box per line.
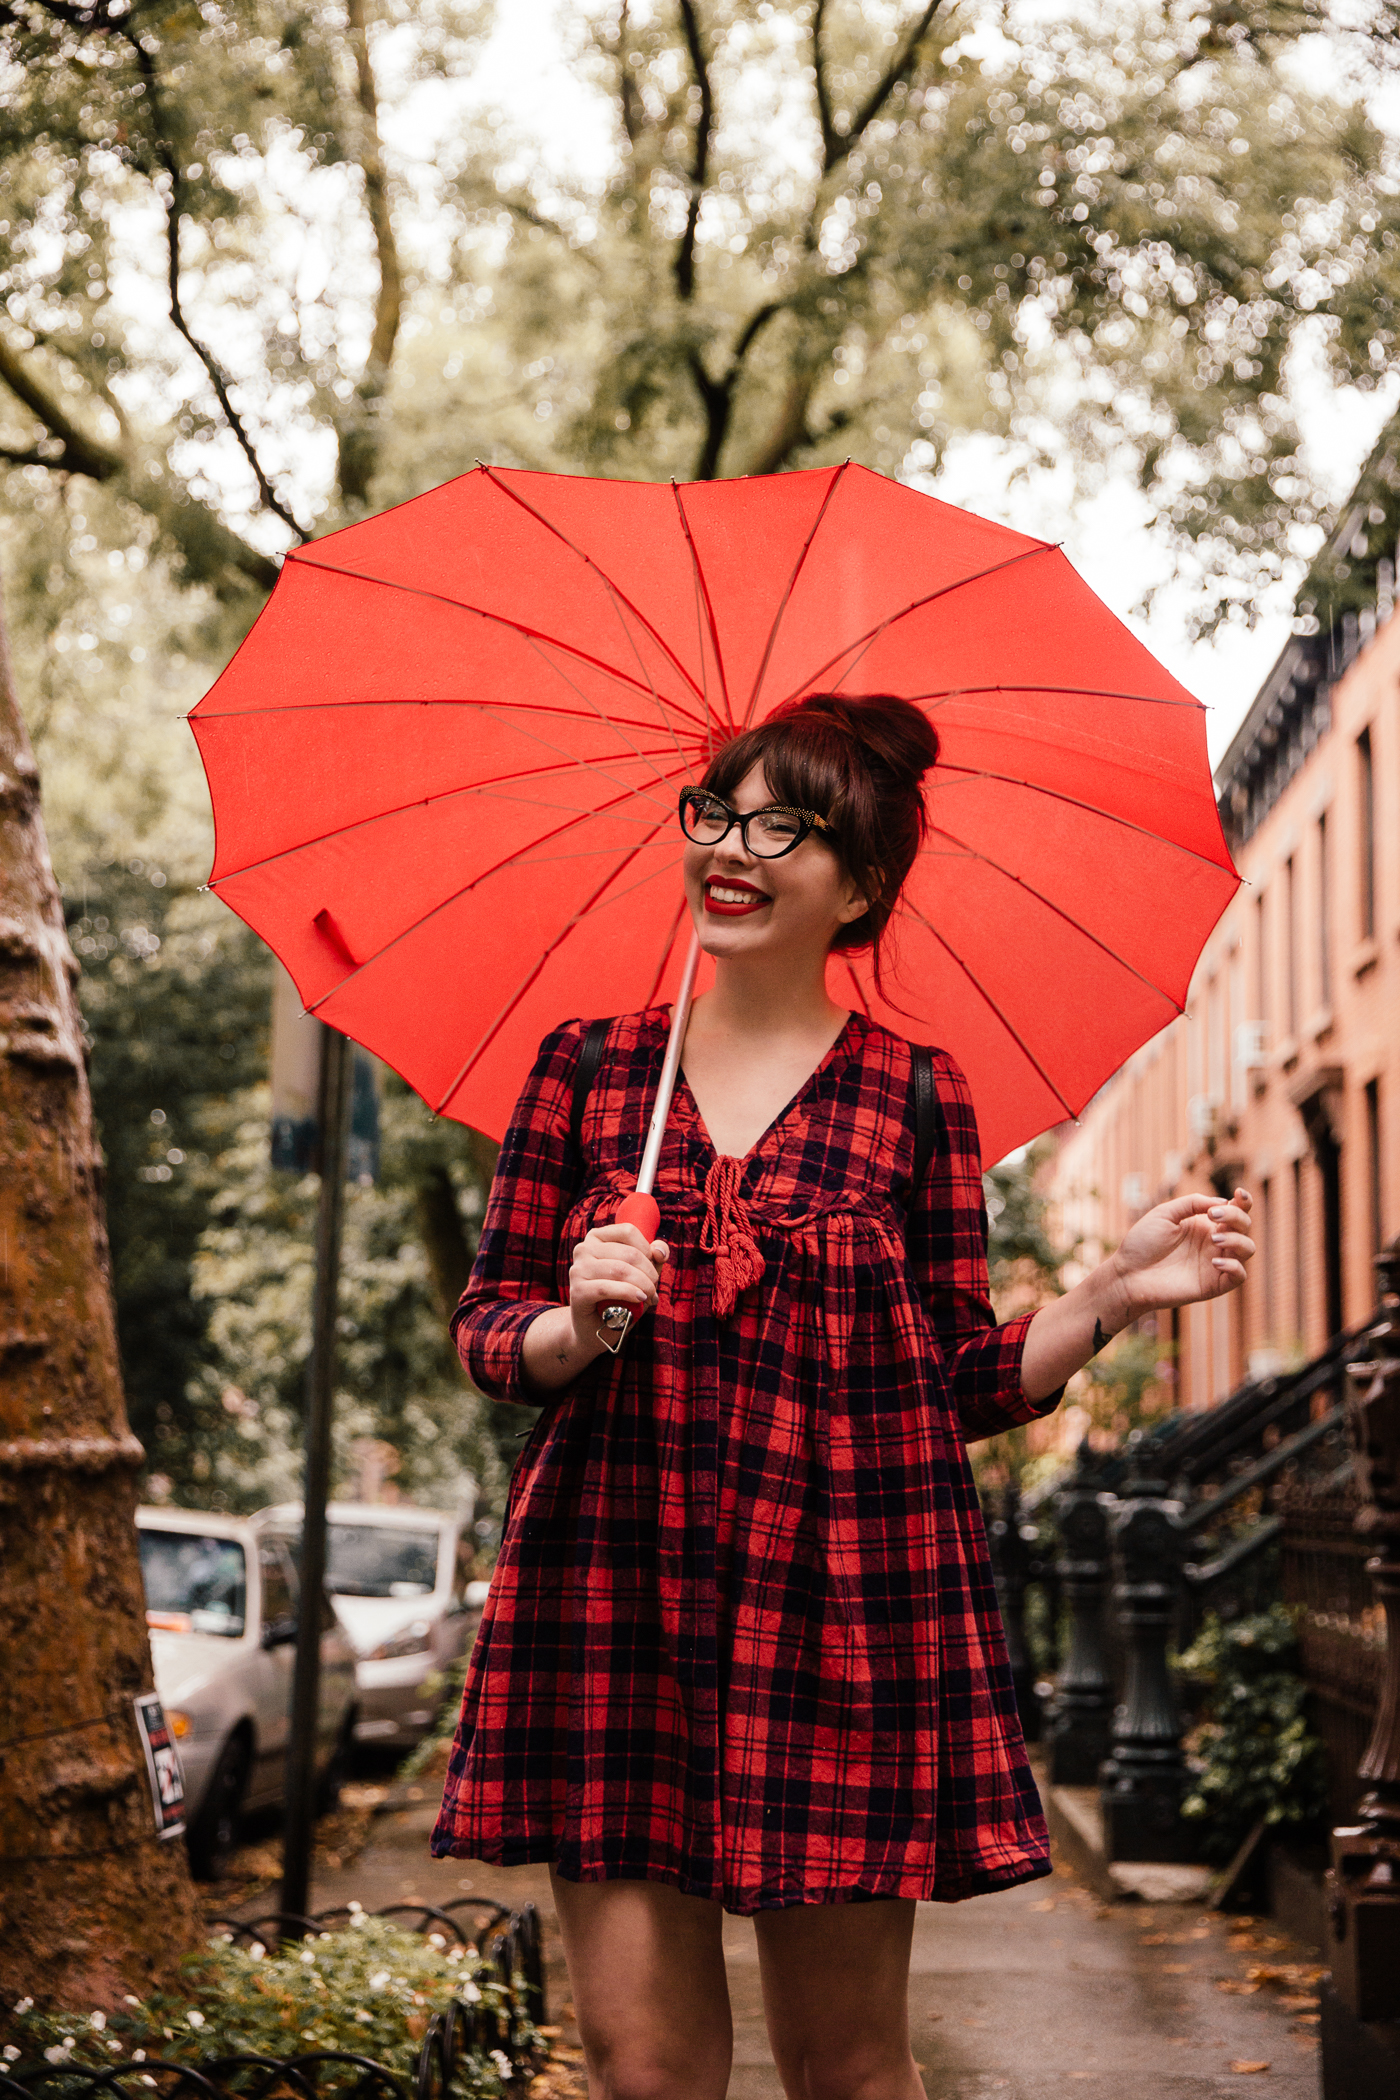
1043, 445, 1400, 1412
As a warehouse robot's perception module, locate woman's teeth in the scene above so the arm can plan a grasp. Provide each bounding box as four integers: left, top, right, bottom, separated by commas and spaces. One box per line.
705, 882, 770, 915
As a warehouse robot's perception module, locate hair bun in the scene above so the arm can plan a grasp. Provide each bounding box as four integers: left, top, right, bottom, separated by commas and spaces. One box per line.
778, 692, 939, 790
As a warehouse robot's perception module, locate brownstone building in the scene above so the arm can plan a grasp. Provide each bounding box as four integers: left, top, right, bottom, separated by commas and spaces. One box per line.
1044, 438, 1400, 1412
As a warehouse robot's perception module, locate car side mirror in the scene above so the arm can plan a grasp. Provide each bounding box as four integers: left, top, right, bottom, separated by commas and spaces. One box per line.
261, 1614, 298, 1649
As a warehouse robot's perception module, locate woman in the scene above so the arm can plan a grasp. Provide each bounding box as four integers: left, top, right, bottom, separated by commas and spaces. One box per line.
432, 692, 1254, 2100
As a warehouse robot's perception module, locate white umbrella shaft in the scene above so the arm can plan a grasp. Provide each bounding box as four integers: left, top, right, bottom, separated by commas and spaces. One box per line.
598, 929, 701, 1347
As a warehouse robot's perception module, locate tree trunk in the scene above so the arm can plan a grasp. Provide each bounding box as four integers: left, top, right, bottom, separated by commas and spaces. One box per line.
0, 587, 203, 2005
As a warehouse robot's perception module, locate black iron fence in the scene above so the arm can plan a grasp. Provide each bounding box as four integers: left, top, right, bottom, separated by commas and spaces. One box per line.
1, 1901, 547, 2100
986, 1305, 1383, 1843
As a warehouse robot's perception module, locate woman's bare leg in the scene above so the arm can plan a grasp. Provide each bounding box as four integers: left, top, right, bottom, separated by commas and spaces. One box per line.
753, 1898, 925, 2100
548, 1871, 732, 2100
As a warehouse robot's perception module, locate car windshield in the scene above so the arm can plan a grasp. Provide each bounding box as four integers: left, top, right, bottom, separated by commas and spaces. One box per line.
325, 1523, 442, 1598
140, 1530, 247, 1637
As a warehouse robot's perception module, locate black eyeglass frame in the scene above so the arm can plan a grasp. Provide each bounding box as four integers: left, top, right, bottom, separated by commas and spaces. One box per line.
677, 786, 838, 861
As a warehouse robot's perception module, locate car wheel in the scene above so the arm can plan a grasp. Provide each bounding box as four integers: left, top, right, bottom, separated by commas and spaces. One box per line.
186, 1731, 251, 1882
315, 1709, 356, 1818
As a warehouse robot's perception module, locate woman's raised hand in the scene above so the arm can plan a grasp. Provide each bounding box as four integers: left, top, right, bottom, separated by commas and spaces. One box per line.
1020, 1186, 1255, 1403
567, 1223, 670, 1346
1108, 1186, 1255, 1320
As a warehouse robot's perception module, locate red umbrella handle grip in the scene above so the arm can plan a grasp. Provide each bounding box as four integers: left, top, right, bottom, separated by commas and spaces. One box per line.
597, 1192, 662, 1352
614, 1192, 660, 1238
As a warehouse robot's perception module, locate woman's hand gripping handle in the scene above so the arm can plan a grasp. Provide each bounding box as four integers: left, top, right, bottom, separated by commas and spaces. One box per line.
596, 1194, 663, 1352
520, 1211, 669, 1394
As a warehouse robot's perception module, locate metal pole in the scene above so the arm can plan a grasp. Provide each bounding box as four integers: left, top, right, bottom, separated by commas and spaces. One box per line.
280, 1023, 354, 1920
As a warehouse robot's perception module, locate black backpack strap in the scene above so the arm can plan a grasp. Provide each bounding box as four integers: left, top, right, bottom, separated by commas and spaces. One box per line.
568, 1017, 612, 1183
909, 1043, 937, 1208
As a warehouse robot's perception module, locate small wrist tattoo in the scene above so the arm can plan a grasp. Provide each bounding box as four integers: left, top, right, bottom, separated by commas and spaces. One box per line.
1092, 1318, 1111, 1355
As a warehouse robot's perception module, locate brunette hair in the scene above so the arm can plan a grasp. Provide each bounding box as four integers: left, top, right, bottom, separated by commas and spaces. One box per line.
699, 692, 938, 962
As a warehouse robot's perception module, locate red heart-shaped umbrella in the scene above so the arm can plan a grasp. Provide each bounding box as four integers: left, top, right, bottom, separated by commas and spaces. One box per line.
191, 461, 1236, 1169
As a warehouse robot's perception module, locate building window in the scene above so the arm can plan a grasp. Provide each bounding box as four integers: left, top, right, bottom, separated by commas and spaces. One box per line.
1285, 854, 1298, 1038
1292, 1155, 1305, 1340
1255, 889, 1268, 1027
1367, 1079, 1383, 1255
1261, 1176, 1274, 1342
1317, 810, 1331, 1008
1359, 725, 1376, 940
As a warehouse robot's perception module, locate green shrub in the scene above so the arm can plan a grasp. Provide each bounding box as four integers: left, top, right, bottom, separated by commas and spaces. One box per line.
4, 1916, 525, 2093
1177, 1605, 1328, 1863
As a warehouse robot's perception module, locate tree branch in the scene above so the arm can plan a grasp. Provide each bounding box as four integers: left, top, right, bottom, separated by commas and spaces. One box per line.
674, 0, 714, 302
812, 0, 838, 167
617, 0, 642, 147
0, 338, 122, 482
335, 0, 404, 506
685, 302, 787, 480
688, 349, 732, 480
114, 24, 311, 541
742, 367, 818, 477
0, 334, 279, 592
346, 0, 402, 378
816, 0, 943, 175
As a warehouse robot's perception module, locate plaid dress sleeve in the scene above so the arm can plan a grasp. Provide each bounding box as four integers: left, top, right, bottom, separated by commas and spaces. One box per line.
449, 1021, 584, 1403
909, 1048, 1063, 1443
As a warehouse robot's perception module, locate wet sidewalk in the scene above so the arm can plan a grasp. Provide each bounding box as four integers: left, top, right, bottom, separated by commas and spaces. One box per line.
227, 1793, 1323, 2099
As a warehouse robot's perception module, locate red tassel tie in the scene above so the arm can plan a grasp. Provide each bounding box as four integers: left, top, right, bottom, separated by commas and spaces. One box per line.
700, 1156, 765, 1318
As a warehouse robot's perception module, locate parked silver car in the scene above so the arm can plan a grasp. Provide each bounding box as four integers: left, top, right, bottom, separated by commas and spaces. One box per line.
255, 1501, 479, 1752
137, 1505, 358, 1878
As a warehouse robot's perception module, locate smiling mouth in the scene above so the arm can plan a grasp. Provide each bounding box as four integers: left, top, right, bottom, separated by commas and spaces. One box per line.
704, 879, 771, 918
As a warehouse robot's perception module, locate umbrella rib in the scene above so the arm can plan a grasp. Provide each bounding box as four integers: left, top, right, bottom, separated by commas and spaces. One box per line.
476, 466, 696, 781
901, 903, 1078, 1125
926, 820, 1184, 1014
744, 463, 850, 726
839, 957, 872, 1018
670, 481, 732, 731
190, 695, 710, 739
426, 814, 683, 1114
205, 769, 681, 891
513, 629, 691, 799
643, 897, 693, 1010
918, 682, 1202, 713
935, 763, 1236, 876
477, 465, 708, 708
775, 542, 1059, 702
282, 549, 707, 733
294, 764, 691, 1023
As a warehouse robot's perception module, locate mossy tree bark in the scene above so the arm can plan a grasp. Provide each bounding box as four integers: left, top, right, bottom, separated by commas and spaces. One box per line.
0, 588, 203, 2005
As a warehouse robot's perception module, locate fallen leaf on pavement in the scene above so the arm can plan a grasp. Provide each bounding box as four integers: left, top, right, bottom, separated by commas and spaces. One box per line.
1228, 2064, 1270, 2076
1140, 1933, 1169, 1944
1217, 1981, 1262, 1995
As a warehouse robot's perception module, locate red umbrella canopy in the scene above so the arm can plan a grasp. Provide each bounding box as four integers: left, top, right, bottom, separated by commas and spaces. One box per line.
191, 462, 1237, 1166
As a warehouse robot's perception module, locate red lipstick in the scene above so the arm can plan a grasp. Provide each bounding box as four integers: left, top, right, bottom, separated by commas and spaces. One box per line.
704, 877, 771, 918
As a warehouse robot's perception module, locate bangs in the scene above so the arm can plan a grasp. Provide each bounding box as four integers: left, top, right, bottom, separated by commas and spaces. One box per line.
702, 720, 850, 825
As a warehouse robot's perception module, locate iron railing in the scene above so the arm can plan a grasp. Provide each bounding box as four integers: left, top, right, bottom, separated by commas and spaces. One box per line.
2, 1900, 548, 2100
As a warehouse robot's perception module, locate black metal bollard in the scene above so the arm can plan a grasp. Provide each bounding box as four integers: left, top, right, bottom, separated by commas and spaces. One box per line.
988, 1482, 1040, 1741
1099, 1473, 1194, 1862
1044, 1440, 1116, 1786
1322, 1241, 1400, 2096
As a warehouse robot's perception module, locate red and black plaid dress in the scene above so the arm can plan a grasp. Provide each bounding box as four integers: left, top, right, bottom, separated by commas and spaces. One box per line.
431, 1009, 1060, 1911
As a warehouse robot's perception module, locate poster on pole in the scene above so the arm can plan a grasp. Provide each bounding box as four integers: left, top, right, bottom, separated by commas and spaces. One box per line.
270, 957, 380, 1180
133, 1692, 187, 1839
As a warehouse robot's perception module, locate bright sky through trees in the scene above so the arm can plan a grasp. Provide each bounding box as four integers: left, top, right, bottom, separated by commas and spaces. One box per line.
450, 0, 1399, 765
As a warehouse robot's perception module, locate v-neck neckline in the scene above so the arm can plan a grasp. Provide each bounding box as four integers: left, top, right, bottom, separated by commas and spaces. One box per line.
672, 1010, 863, 1168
